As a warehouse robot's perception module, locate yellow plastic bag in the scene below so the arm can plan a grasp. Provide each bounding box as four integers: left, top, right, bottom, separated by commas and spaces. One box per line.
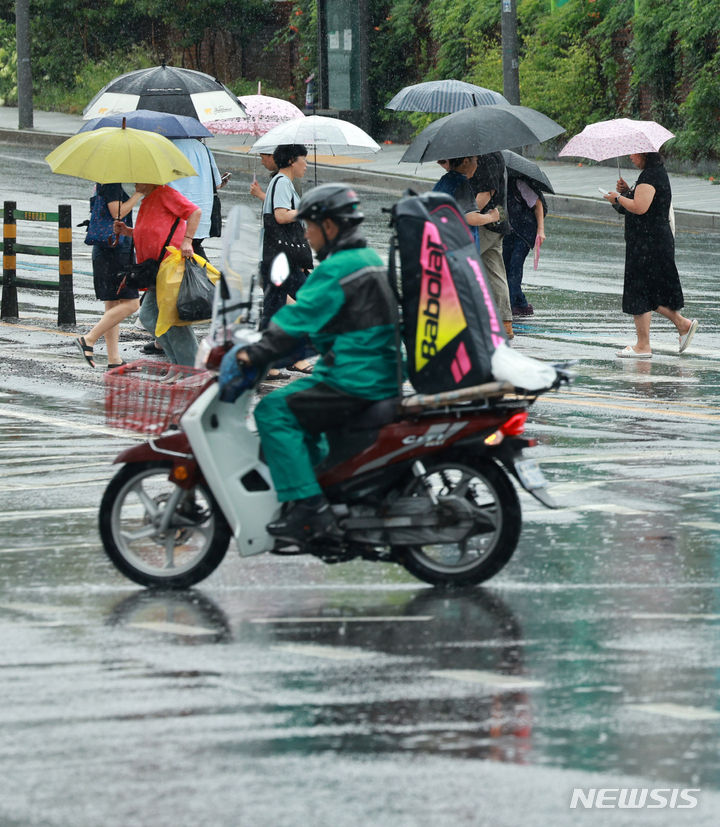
155, 246, 221, 337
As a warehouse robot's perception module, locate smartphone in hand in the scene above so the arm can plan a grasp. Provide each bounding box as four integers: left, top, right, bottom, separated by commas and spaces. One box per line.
598, 187, 610, 196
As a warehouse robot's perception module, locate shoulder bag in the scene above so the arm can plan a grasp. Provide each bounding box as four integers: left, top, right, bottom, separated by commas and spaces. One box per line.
84, 185, 117, 247
118, 217, 180, 291
262, 177, 314, 273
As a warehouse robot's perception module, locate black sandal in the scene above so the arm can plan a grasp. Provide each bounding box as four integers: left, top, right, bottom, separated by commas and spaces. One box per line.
75, 336, 95, 368
106, 360, 127, 371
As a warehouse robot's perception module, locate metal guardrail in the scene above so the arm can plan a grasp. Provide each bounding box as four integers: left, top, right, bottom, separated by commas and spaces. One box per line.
1, 200, 75, 325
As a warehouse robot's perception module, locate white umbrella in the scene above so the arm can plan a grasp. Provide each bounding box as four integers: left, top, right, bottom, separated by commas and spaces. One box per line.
251, 115, 380, 156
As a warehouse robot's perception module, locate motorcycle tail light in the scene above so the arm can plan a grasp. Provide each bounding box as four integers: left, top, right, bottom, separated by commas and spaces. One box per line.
499, 411, 528, 436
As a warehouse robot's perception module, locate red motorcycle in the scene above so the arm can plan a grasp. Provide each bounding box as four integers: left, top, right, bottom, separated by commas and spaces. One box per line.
99, 207, 570, 589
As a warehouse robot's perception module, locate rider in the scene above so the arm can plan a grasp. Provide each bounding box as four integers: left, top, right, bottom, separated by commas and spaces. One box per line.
221, 184, 400, 544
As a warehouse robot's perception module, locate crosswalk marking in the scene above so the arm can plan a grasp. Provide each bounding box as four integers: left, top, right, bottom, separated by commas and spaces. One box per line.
430, 670, 544, 689
629, 703, 720, 722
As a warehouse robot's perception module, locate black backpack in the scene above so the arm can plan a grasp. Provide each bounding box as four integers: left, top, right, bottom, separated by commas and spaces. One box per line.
390, 191, 506, 393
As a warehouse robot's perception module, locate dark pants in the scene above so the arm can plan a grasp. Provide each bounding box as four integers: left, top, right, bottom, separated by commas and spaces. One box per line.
255, 377, 375, 502
259, 266, 312, 367
502, 233, 531, 309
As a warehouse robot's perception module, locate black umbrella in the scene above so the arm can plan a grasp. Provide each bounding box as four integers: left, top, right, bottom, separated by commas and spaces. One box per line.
501, 150, 554, 194
83, 64, 246, 124
400, 105, 565, 163
386, 79, 508, 113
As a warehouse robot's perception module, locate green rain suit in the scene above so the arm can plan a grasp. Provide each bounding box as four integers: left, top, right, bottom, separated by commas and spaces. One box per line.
246, 239, 399, 502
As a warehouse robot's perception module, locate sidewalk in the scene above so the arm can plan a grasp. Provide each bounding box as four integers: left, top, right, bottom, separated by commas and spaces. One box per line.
1, 106, 718, 230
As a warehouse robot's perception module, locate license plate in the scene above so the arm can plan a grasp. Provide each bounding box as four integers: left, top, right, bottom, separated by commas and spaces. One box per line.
515, 458, 548, 490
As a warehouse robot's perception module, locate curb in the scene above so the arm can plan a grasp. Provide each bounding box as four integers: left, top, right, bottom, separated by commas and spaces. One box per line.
2, 127, 718, 232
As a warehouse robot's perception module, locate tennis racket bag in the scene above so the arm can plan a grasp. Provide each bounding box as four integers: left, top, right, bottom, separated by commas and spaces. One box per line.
390, 191, 506, 393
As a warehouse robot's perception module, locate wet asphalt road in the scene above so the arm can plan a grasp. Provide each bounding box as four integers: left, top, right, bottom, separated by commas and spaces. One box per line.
1, 145, 720, 825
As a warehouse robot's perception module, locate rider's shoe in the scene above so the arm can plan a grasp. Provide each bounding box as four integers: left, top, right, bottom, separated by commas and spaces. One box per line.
267, 495, 342, 544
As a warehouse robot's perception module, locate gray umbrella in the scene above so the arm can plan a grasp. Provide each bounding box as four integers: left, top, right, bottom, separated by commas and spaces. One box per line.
400, 105, 565, 163
386, 79, 508, 113
502, 150, 554, 194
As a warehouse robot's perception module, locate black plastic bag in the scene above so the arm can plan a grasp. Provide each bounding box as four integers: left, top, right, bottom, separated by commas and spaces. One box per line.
176, 258, 215, 321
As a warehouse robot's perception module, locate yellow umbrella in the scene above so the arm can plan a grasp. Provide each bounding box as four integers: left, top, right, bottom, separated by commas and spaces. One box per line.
45, 124, 197, 184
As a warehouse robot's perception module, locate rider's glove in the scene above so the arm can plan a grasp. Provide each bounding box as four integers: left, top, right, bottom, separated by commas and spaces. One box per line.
219, 344, 258, 403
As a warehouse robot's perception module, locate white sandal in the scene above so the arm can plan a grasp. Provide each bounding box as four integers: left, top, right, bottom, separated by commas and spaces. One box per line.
679, 319, 698, 353
616, 346, 652, 359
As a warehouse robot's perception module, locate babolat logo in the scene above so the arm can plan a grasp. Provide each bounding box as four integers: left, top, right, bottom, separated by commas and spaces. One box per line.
570, 788, 700, 809
415, 220, 467, 371
420, 236, 443, 360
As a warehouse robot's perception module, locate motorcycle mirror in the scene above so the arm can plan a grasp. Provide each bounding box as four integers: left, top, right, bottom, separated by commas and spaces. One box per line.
270, 253, 290, 287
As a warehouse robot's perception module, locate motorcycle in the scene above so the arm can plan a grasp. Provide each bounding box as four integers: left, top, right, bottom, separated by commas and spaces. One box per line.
99, 206, 571, 590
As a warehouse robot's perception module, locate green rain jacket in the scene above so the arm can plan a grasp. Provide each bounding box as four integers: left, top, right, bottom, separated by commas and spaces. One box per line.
246, 242, 399, 400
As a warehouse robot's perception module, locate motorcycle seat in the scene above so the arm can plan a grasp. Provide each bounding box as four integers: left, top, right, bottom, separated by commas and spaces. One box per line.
346, 396, 400, 431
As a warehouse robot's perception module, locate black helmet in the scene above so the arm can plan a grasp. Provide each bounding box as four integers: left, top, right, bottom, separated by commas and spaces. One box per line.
296, 184, 364, 226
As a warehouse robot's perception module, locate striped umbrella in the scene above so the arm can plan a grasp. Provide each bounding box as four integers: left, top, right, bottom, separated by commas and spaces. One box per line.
386, 80, 508, 113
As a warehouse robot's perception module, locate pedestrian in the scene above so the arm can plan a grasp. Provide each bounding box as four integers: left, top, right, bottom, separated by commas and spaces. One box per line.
259, 143, 314, 376
169, 138, 229, 260
75, 183, 143, 369
113, 183, 201, 367
604, 152, 697, 357
432, 156, 501, 241
503, 176, 547, 317
471, 152, 514, 339
250, 153, 278, 202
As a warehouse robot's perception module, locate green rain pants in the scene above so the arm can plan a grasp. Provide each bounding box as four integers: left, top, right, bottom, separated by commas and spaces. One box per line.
254, 376, 377, 502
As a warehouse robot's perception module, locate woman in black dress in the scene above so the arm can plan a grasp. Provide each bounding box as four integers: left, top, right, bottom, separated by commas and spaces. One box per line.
605, 152, 697, 358
75, 183, 142, 369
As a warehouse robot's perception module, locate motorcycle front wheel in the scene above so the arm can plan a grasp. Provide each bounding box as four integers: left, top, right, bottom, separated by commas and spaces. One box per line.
398, 457, 521, 588
99, 461, 232, 589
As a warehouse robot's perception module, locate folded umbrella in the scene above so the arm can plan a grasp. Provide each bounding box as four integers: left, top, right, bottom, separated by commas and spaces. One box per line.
400, 105, 565, 163
78, 109, 213, 139
386, 79, 508, 113
558, 118, 674, 161
45, 125, 197, 184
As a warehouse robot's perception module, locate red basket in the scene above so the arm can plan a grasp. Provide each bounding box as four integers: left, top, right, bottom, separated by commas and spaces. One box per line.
104, 360, 213, 434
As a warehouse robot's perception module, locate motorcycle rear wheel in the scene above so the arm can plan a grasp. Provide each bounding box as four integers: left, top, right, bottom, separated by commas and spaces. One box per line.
99, 461, 232, 589
398, 457, 521, 587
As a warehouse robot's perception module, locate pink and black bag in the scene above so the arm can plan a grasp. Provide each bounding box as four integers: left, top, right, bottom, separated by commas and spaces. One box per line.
390, 191, 506, 393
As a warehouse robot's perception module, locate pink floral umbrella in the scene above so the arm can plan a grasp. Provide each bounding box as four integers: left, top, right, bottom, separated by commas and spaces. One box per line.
205, 82, 304, 137
559, 118, 674, 161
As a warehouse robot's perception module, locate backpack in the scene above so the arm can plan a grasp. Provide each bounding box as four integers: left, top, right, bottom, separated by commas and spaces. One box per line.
390, 191, 506, 393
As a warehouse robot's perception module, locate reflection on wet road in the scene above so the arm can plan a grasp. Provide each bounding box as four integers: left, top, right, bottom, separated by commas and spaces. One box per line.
1, 148, 720, 825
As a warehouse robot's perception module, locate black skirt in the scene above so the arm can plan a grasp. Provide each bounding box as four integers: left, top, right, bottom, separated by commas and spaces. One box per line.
92, 244, 138, 301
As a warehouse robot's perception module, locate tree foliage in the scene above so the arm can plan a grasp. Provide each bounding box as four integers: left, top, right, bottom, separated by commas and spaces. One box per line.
1, 0, 718, 159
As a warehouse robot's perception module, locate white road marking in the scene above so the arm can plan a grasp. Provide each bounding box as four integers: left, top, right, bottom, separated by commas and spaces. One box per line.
252, 616, 433, 624
629, 703, 720, 722
0, 478, 109, 492
128, 621, 218, 637
570, 503, 646, 515
0, 507, 97, 522
272, 644, 375, 661
0, 403, 142, 439
0, 542, 96, 554
679, 520, 720, 531
630, 613, 720, 621
0, 602, 79, 616
430, 669, 545, 689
